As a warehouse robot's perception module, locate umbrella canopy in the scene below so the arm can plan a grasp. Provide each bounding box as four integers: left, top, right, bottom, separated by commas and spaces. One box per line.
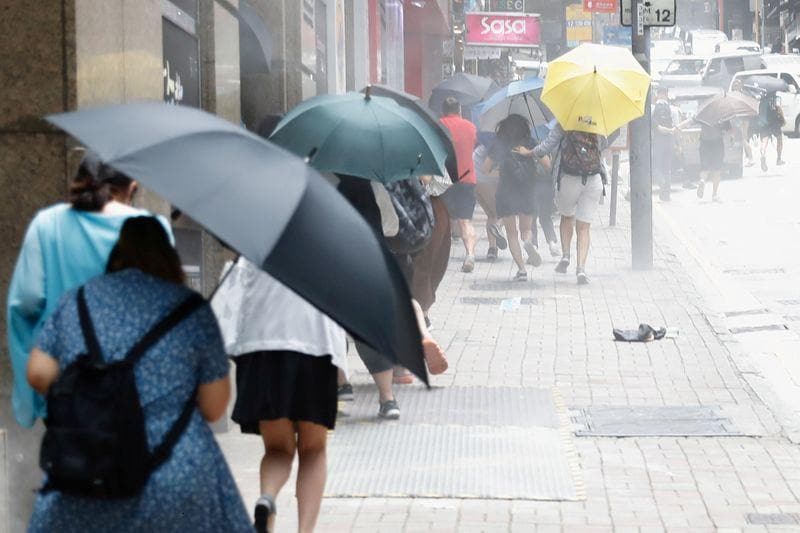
362, 84, 458, 180
741, 75, 790, 94
45, 103, 429, 384
429, 73, 498, 113
270, 92, 448, 183
541, 43, 650, 136
695, 92, 759, 126
472, 77, 552, 138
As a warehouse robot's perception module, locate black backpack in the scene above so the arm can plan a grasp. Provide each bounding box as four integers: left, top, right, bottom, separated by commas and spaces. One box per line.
560, 131, 604, 178
40, 286, 204, 499
384, 178, 434, 255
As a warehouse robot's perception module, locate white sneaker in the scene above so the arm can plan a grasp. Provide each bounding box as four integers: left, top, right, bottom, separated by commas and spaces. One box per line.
547, 241, 560, 257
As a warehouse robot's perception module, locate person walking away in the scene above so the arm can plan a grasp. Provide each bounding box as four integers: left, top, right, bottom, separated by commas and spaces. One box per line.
439, 97, 479, 272
412, 175, 452, 328
7, 151, 170, 429
757, 91, 785, 171
652, 87, 677, 201
482, 114, 549, 281
677, 113, 729, 202
26, 217, 251, 532
212, 257, 347, 533
473, 143, 507, 261
335, 175, 448, 418
517, 123, 607, 285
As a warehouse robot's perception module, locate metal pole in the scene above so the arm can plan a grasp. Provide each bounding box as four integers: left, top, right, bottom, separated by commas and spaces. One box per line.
761, 0, 766, 49
630, 0, 653, 269
610, 152, 620, 226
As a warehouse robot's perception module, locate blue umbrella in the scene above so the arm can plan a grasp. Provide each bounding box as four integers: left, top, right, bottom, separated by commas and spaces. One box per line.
473, 77, 552, 139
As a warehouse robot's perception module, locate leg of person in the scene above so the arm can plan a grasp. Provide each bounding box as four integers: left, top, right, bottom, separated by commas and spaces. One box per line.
697, 170, 707, 199
573, 174, 604, 284
475, 182, 498, 259
711, 170, 722, 201
533, 180, 559, 256
743, 123, 754, 165
257, 419, 297, 532
503, 216, 526, 279
575, 221, 591, 284
777, 132, 785, 165
295, 421, 328, 533
760, 134, 769, 171
519, 214, 540, 267
459, 218, 477, 272
556, 175, 583, 273
355, 342, 399, 418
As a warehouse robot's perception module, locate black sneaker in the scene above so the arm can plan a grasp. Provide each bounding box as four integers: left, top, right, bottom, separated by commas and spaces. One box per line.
337, 383, 354, 402
488, 224, 508, 250
378, 399, 400, 420
254, 495, 276, 533
486, 247, 498, 261
555, 257, 570, 273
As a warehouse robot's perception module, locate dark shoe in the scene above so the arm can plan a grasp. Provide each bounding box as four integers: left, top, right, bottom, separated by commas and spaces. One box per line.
254, 495, 276, 533
488, 224, 508, 250
696, 180, 705, 199
424, 315, 432, 330
761, 156, 768, 172
486, 247, 498, 261
577, 269, 590, 285
461, 256, 475, 273
514, 269, 528, 282
378, 399, 400, 420
337, 383, 354, 402
523, 241, 542, 267
555, 257, 570, 274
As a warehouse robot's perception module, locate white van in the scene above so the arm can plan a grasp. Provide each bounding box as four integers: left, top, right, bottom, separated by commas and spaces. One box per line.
730, 69, 800, 135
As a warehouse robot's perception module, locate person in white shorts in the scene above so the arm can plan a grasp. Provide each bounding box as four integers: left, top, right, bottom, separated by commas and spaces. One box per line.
515, 123, 606, 285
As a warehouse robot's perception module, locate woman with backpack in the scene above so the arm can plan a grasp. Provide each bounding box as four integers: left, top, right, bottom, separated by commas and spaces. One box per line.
482, 114, 550, 281
8, 151, 170, 430
26, 216, 252, 532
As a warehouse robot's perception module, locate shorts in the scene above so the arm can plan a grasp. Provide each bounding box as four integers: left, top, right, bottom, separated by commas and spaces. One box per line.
699, 138, 724, 172
441, 182, 476, 220
759, 124, 782, 139
557, 173, 603, 223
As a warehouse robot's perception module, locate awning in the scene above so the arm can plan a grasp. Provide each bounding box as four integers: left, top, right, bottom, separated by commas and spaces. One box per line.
238, 0, 272, 74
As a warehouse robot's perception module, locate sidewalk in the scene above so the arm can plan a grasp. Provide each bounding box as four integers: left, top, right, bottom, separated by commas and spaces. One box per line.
218, 196, 800, 532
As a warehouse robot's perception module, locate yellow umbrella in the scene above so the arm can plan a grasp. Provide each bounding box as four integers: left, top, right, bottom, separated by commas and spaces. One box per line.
541, 43, 651, 136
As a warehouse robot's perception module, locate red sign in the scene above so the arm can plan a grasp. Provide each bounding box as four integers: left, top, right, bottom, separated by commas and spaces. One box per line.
464, 12, 541, 47
583, 0, 617, 13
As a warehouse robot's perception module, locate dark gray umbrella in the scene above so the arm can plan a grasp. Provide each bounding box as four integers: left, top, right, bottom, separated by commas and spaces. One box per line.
742, 75, 789, 94
46, 103, 428, 384
429, 73, 498, 113
362, 84, 459, 180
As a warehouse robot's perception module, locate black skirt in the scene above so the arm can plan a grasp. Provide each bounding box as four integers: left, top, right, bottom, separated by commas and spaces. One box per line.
232, 351, 338, 433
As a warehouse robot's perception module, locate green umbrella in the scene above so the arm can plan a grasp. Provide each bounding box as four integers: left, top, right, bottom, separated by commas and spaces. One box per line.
270, 91, 448, 183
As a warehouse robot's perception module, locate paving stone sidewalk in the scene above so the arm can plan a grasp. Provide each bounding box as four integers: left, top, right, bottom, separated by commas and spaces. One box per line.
218, 198, 800, 532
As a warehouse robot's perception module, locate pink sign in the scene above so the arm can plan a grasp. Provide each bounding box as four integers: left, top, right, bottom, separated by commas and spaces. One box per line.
465, 12, 541, 47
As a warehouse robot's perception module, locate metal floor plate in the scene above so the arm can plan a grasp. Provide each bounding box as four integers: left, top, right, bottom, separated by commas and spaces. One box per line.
573, 406, 744, 437
328, 387, 583, 500
339, 386, 559, 427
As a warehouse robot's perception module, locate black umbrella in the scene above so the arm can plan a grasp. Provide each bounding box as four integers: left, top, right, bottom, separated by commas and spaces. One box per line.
46, 103, 428, 384
429, 73, 498, 113
362, 84, 459, 180
742, 75, 789, 94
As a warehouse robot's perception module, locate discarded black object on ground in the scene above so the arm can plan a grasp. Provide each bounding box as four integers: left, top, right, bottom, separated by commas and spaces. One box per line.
613, 324, 667, 342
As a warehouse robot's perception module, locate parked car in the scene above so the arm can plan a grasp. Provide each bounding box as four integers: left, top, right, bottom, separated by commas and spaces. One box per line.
701, 52, 765, 91
669, 87, 744, 180
715, 40, 760, 54
762, 54, 800, 69
686, 29, 728, 56
658, 56, 710, 88
730, 69, 800, 136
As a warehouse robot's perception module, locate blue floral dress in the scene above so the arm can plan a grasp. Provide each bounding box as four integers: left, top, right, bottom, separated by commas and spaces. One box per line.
28, 269, 252, 533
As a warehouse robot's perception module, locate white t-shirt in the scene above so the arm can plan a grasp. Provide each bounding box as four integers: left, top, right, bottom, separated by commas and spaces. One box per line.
211, 258, 348, 374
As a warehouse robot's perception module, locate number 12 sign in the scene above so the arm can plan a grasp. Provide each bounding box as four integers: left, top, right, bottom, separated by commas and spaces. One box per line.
620, 0, 676, 27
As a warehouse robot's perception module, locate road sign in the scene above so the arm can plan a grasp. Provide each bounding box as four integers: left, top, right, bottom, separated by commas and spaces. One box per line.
620, 0, 676, 27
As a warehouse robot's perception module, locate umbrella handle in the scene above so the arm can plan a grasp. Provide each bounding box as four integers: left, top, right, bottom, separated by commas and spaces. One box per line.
208, 254, 241, 302
523, 93, 540, 142
305, 147, 318, 163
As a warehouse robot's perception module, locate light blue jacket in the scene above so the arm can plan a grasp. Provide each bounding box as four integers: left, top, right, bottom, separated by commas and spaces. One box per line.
6, 203, 171, 427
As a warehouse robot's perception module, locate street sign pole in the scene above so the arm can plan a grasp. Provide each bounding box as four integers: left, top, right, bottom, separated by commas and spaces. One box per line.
629, 0, 653, 269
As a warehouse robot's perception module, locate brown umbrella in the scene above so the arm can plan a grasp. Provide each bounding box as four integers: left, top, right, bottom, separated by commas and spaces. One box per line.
695, 92, 758, 127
